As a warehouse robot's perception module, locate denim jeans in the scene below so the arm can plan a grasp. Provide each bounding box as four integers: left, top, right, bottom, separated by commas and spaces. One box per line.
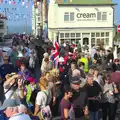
90, 111, 99, 120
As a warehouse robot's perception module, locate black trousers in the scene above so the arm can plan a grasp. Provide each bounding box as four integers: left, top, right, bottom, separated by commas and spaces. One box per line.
101, 102, 116, 120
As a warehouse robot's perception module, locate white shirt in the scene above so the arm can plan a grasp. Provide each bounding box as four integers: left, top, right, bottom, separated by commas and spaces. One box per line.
36, 90, 52, 108
9, 113, 31, 120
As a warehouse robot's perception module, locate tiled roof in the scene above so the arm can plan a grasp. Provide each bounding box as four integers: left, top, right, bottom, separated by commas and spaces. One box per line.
55, 0, 113, 5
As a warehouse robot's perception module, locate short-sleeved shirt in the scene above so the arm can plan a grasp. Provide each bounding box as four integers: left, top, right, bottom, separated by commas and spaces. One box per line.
36, 90, 52, 108
60, 98, 71, 120
70, 87, 88, 118
103, 83, 116, 103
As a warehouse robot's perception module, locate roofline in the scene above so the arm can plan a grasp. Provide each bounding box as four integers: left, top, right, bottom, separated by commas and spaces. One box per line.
57, 4, 117, 6
48, 27, 115, 30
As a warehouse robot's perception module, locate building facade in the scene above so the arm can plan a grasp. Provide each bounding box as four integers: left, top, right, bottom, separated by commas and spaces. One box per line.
32, 0, 48, 37
0, 13, 7, 38
48, 0, 116, 51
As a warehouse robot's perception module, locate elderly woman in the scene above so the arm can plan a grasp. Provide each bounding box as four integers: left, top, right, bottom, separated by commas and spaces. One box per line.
41, 53, 50, 75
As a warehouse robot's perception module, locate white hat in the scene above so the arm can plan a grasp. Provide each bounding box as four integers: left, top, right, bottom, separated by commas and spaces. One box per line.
43, 53, 49, 58
59, 57, 64, 62
18, 51, 23, 58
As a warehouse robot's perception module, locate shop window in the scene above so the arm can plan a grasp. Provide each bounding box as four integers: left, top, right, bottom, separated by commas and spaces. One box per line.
64, 12, 69, 21
76, 39, 81, 44
101, 32, 104, 37
60, 39, 64, 44
83, 38, 89, 45
96, 32, 100, 37
91, 33, 95, 37
70, 12, 74, 21
96, 39, 100, 45
105, 38, 109, 45
102, 12, 107, 21
65, 33, 69, 38
91, 38, 95, 45
71, 39, 75, 44
71, 33, 75, 37
76, 33, 80, 37
60, 33, 64, 38
101, 38, 104, 45
106, 32, 109, 37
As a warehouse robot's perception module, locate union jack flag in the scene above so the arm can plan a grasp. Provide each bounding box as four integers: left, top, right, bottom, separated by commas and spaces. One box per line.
51, 41, 59, 68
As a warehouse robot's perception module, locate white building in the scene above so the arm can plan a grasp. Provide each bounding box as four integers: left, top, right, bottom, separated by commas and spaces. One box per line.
32, 2, 42, 36
48, 0, 116, 51
0, 13, 7, 38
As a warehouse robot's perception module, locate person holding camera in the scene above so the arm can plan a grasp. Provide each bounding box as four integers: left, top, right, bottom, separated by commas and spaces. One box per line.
3, 73, 25, 103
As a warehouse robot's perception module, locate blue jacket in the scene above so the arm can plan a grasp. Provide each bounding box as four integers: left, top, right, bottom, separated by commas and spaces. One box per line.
0, 111, 8, 120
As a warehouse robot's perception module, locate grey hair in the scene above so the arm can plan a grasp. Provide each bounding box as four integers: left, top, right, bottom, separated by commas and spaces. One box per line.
18, 104, 27, 113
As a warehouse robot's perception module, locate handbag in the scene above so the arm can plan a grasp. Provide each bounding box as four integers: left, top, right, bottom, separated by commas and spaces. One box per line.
112, 83, 120, 101
37, 91, 52, 120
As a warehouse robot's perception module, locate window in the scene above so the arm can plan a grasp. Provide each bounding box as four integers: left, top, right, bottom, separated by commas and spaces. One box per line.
105, 38, 109, 45
76, 33, 80, 37
106, 32, 109, 37
101, 32, 104, 37
64, 12, 69, 21
71, 33, 75, 37
96, 32, 100, 37
102, 12, 107, 21
97, 12, 107, 21
60, 33, 64, 38
70, 12, 74, 21
91, 38, 95, 45
64, 12, 74, 21
91, 33, 95, 37
96, 39, 100, 45
97, 12, 101, 20
38, 17, 40, 21
65, 33, 69, 38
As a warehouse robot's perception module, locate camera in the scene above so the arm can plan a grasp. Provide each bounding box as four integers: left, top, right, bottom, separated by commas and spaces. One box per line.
15, 78, 30, 85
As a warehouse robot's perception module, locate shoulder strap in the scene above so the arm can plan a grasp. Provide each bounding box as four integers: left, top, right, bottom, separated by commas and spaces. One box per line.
8, 89, 17, 99
42, 91, 49, 105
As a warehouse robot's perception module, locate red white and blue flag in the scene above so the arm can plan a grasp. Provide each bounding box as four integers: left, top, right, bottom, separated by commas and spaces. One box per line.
51, 41, 59, 68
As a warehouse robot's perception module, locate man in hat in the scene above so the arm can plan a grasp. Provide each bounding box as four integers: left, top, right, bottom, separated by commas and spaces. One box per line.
0, 99, 31, 120
0, 53, 16, 79
70, 76, 89, 120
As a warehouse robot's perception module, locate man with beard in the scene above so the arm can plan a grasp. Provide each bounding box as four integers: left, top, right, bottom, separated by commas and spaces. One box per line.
70, 76, 89, 120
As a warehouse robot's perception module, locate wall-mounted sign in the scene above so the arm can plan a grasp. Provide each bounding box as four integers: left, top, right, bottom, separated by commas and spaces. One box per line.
76, 12, 96, 21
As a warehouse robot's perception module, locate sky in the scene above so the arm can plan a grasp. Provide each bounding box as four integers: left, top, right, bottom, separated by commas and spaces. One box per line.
113, 0, 120, 25
0, 0, 120, 33
0, 3, 32, 33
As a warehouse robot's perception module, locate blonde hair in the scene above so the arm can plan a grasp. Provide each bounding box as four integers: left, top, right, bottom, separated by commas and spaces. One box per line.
39, 77, 48, 90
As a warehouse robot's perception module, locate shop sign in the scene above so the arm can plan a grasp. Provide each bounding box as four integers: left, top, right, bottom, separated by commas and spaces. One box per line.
76, 12, 96, 21
118, 25, 120, 33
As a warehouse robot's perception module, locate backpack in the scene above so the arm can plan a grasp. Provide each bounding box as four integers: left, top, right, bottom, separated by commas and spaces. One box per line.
40, 91, 52, 120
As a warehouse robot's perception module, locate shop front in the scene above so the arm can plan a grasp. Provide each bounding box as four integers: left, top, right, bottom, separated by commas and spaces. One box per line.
48, 0, 116, 51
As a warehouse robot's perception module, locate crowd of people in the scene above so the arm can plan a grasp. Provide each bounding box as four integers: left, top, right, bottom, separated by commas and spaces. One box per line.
0, 34, 120, 120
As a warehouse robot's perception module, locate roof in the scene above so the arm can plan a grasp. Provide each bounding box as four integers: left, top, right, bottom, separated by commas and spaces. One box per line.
55, 0, 114, 5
